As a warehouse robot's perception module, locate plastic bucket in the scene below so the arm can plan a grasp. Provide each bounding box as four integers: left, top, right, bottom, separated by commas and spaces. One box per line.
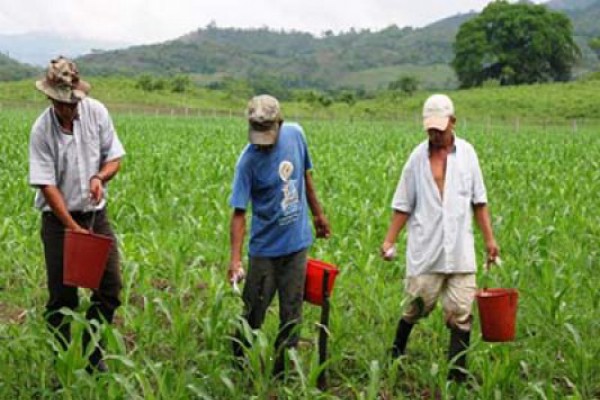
305, 258, 339, 306
476, 288, 519, 342
63, 230, 113, 290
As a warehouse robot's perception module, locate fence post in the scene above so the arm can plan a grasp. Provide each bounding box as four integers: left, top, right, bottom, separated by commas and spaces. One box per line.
515, 117, 520, 133
572, 119, 577, 134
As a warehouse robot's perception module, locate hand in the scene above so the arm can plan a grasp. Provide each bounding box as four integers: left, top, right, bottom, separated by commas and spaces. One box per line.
380, 241, 396, 261
485, 239, 500, 266
228, 261, 245, 284
89, 176, 104, 204
313, 214, 331, 239
70, 224, 89, 234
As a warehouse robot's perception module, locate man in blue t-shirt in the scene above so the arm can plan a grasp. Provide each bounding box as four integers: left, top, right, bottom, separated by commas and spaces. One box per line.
229, 94, 330, 377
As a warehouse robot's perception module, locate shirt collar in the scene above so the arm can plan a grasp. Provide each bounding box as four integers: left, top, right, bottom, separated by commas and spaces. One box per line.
50, 106, 80, 134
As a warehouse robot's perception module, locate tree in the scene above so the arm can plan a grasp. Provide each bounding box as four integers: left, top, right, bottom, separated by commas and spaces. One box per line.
135, 74, 154, 91
452, 1, 580, 88
590, 37, 600, 61
170, 74, 191, 93
388, 75, 419, 96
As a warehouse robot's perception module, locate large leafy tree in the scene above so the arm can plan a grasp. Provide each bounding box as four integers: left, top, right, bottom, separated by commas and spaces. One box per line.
452, 1, 580, 88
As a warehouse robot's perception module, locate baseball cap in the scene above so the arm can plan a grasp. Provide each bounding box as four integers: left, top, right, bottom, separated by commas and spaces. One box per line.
423, 94, 454, 131
246, 94, 282, 145
35, 56, 90, 104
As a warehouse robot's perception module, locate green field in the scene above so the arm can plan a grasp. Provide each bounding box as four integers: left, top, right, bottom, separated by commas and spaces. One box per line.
336, 64, 458, 91
0, 109, 599, 399
1, 75, 600, 125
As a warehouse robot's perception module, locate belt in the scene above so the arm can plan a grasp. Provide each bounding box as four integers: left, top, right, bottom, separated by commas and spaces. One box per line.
42, 209, 104, 218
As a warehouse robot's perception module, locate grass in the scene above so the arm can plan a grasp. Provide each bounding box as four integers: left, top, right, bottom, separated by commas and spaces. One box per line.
0, 109, 599, 399
335, 64, 458, 91
1, 75, 600, 125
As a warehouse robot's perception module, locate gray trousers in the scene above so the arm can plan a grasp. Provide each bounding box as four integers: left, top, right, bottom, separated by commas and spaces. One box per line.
236, 248, 307, 362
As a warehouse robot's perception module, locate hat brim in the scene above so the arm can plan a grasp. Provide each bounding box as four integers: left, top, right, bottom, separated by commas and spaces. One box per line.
249, 127, 278, 145
423, 116, 450, 131
35, 79, 90, 104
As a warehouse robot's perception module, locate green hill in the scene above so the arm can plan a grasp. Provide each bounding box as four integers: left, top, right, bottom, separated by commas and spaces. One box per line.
0, 53, 39, 81
75, 14, 477, 91
75, 1, 599, 91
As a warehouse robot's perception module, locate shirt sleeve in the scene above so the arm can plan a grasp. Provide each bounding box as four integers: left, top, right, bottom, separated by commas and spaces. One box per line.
391, 161, 416, 213
471, 149, 488, 205
298, 125, 313, 171
229, 152, 252, 210
98, 105, 126, 162
29, 127, 56, 187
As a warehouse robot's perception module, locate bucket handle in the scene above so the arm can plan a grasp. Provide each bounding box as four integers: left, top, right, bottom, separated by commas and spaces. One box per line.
88, 209, 96, 232
87, 198, 98, 233
482, 257, 501, 290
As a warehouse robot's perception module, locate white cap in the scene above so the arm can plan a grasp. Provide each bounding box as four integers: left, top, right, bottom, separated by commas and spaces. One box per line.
423, 94, 454, 131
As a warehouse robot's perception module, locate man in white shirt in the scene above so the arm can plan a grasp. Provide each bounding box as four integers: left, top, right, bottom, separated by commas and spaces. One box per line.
29, 57, 125, 374
381, 94, 499, 382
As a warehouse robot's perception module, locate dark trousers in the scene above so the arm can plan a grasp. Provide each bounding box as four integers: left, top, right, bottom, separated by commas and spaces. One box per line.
41, 209, 122, 350
235, 248, 307, 369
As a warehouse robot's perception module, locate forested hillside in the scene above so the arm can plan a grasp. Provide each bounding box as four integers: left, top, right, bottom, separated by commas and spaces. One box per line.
0, 53, 39, 81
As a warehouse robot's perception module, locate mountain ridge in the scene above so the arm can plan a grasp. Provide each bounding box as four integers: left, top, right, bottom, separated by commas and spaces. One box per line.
1, 1, 599, 89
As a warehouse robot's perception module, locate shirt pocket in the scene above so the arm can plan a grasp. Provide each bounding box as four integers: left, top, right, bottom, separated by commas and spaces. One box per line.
458, 171, 472, 198
81, 130, 101, 162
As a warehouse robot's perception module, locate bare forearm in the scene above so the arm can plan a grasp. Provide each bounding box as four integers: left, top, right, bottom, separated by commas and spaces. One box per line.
230, 211, 246, 264
384, 210, 410, 243
474, 204, 494, 243
40, 186, 79, 230
305, 172, 324, 217
96, 159, 121, 183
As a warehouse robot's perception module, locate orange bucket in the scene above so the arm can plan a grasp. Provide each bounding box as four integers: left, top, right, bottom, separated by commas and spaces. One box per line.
63, 230, 113, 290
476, 288, 518, 342
305, 259, 339, 306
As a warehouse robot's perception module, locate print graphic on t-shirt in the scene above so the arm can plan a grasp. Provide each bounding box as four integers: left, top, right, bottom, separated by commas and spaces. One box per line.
279, 160, 300, 225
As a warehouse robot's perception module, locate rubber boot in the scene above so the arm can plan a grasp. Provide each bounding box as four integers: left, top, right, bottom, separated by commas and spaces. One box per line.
272, 350, 286, 380
83, 330, 109, 374
448, 328, 470, 383
391, 318, 414, 359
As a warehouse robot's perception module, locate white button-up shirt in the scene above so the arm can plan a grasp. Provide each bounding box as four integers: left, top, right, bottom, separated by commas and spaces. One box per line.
392, 136, 487, 277
29, 97, 125, 212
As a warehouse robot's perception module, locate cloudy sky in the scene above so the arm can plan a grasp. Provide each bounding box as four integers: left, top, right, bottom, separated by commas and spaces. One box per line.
0, 0, 546, 44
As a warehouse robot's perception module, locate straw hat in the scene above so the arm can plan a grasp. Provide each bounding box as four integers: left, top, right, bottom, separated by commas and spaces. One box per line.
35, 56, 91, 104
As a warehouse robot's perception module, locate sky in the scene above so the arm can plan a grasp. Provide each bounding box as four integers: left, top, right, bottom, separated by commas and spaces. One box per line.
0, 0, 547, 45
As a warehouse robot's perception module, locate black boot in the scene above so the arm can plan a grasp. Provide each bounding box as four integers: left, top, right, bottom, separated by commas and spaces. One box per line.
448, 328, 470, 383
46, 311, 72, 352
391, 318, 414, 359
83, 330, 109, 374
272, 350, 286, 380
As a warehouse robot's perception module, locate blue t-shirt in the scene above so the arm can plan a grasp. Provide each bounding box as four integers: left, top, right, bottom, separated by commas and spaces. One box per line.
230, 122, 314, 257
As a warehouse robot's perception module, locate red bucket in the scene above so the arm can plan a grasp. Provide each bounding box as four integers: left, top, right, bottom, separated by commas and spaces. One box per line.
63, 230, 113, 290
476, 288, 519, 342
305, 259, 339, 306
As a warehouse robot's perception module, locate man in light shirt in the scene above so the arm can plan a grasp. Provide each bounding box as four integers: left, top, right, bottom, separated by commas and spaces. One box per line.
381, 94, 499, 382
29, 57, 125, 373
